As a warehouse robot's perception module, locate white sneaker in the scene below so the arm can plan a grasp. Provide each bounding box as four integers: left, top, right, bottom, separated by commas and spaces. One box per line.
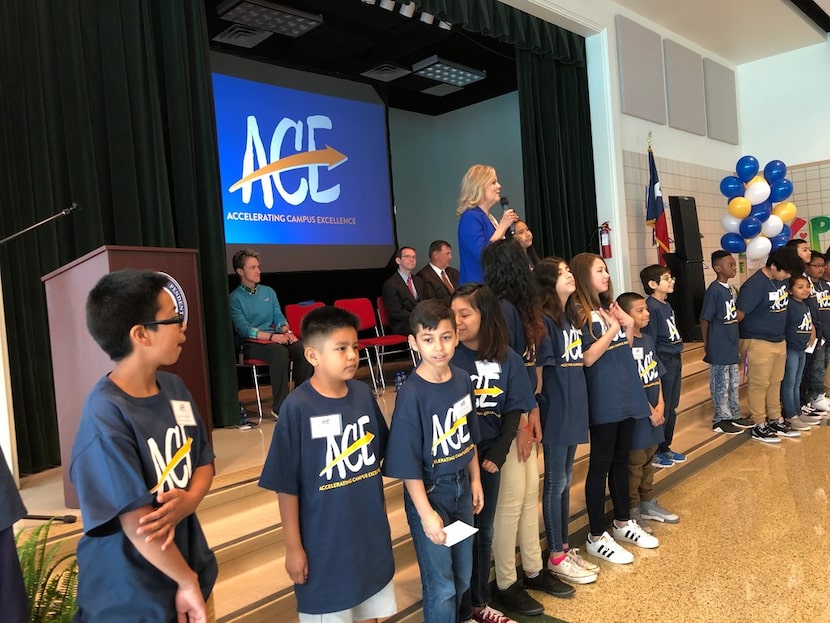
549, 553, 598, 584
612, 519, 660, 549
785, 415, 813, 430
585, 531, 634, 564
566, 548, 599, 573
810, 393, 830, 412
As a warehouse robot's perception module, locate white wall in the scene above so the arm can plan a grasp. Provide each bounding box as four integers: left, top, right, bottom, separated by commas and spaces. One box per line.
388, 92, 524, 268
738, 41, 830, 166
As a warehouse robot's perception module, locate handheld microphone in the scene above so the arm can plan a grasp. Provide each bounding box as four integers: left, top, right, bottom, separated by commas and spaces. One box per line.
500, 196, 515, 235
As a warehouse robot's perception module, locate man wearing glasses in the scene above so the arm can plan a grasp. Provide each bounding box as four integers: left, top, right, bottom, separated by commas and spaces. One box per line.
381, 247, 424, 336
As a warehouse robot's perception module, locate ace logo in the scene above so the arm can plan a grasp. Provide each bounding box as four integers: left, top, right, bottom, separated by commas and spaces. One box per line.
320, 415, 377, 481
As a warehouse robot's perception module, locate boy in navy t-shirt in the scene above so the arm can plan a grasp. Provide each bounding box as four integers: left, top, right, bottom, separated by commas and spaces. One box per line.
384, 300, 483, 623
700, 250, 752, 434
71, 270, 217, 622
618, 293, 679, 533
640, 265, 685, 467
259, 306, 396, 622
801, 251, 830, 416
737, 247, 804, 443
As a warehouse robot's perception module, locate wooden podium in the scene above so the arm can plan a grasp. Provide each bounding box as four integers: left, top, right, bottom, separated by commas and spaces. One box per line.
42, 246, 213, 508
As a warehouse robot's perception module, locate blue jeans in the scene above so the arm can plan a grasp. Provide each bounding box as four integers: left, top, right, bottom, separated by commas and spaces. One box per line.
658, 353, 682, 453
542, 444, 577, 554
710, 363, 741, 424
460, 464, 499, 618
404, 469, 473, 623
781, 347, 806, 418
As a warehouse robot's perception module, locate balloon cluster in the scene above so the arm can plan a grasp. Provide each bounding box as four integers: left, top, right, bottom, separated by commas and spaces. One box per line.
719, 156, 796, 260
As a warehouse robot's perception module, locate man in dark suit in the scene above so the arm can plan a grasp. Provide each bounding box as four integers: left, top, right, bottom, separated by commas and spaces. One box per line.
417, 240, 460, 306
381, 246, 424, 335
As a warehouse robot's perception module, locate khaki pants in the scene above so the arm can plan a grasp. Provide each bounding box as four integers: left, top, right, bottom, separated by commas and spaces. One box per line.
629, 444, 658, 510
492, 440, 542, 590
739, 338, 786, 421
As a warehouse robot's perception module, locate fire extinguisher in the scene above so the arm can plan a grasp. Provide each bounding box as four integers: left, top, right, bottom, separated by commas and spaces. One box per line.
599, 222, 612, 258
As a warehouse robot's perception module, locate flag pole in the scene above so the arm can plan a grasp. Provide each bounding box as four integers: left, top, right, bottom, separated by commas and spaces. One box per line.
647, 130, 653, 152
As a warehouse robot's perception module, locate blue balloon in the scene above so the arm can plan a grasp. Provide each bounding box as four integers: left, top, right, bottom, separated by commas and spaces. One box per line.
769, 178, 793, 203
739, 216, 762, 239
764, 160, 787, 184
720, 176, 744, 200
771, 231, 789, 250
736, 155, 759, 183
749, 199, 772, 222
721, 232, 746, 253
780, 224, 791, 239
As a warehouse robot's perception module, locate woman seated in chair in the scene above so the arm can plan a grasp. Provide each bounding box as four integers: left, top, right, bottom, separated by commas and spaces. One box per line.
230, 249, 312, 418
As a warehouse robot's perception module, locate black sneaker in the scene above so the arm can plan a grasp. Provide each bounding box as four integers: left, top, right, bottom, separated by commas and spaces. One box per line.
750, 423, 781, 444
494, 581, 544, 616
732, 417, 755, 429
713, 421, 743, 435
767, 418, 801, 438
523, 569, 575, 598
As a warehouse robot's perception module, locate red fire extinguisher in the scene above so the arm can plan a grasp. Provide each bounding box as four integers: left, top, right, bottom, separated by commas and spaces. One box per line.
600, 222, 612, 258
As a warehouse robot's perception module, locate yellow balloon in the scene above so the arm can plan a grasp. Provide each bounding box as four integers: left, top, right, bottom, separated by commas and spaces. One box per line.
772, 201, 797, 223
728, 196, 751, 219
745, 175, 765, 187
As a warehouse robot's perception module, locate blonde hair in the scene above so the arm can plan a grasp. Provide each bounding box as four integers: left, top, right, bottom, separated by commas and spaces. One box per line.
456, 164, 496, 218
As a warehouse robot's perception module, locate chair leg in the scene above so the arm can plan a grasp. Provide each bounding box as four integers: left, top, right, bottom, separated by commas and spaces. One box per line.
364, 351, 379, 394
373, 346, 387, 391
251, 364, 264, 426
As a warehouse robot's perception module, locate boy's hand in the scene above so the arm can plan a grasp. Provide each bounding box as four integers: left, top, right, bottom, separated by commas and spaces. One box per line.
421, 510, 446, 545
175, 583, 206, 623
285, 544, 309, 584
481, 459, 499, 473
138, 489, 196, 550
471, 480, 484, 515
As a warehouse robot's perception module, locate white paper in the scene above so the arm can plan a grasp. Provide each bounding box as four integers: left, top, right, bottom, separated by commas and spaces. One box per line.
806, 340, 817, 354
443, 520, 478, 547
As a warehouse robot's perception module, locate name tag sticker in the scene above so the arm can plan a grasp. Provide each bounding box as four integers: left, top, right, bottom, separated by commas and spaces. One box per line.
769, 292, 778, 301
310, 414, 342, 439
475, 360, 501, 376
171, 400, 197, 427
453, 395, 473, 418
631, 347, 644, 360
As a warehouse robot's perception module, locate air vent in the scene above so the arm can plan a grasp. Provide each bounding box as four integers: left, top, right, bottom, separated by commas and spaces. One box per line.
360, 64, 412, 82
212, 24, 273, 48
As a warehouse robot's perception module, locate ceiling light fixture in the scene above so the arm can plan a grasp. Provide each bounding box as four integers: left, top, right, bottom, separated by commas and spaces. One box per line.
217, 0, 323, 37
419, 12, 434, 24
379, 0, 396, 10
412, 55, 486, 87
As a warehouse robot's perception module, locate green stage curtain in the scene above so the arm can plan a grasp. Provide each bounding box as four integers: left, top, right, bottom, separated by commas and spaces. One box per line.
411, 0, 598, 259
0, 0, 239, 473
516, 47, 599, 258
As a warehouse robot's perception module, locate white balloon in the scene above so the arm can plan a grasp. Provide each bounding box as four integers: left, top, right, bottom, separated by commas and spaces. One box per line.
744, 180, 771, 206
721, 213, 742, 234
761, 214, 784, 238
746, 235, 772, 261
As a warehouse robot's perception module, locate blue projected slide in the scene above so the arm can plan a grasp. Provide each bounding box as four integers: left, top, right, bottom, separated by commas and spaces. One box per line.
211, 53, 397, 273
214, 73, 394, 246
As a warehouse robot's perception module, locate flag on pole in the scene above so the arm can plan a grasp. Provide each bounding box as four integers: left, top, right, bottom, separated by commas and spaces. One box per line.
646, 147, 670, 265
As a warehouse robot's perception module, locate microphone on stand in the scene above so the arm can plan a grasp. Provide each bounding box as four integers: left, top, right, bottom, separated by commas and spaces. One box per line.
24, 513, 78, 524
500, 196, 516, 235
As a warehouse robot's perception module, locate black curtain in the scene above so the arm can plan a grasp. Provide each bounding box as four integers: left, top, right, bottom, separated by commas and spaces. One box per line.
0, 0, 239, 473
411, 0, 598, 259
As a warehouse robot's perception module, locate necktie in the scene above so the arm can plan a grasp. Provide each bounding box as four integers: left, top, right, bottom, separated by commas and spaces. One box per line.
440, 270, 454, 294
407, 275, 417, 299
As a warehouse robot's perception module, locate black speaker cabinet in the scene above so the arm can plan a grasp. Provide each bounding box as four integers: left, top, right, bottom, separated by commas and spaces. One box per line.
668, 196, 703, 261
663, 253, 705, 342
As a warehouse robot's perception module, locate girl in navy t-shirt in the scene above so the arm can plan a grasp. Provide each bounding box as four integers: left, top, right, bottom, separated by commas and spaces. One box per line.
566, 253, 652, 565
782, 275, 816, 424
534, 258, 599, 585
451, 283, 536, 622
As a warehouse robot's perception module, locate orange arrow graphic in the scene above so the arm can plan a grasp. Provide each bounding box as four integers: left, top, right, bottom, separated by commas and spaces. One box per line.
229, 145, 348, 192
